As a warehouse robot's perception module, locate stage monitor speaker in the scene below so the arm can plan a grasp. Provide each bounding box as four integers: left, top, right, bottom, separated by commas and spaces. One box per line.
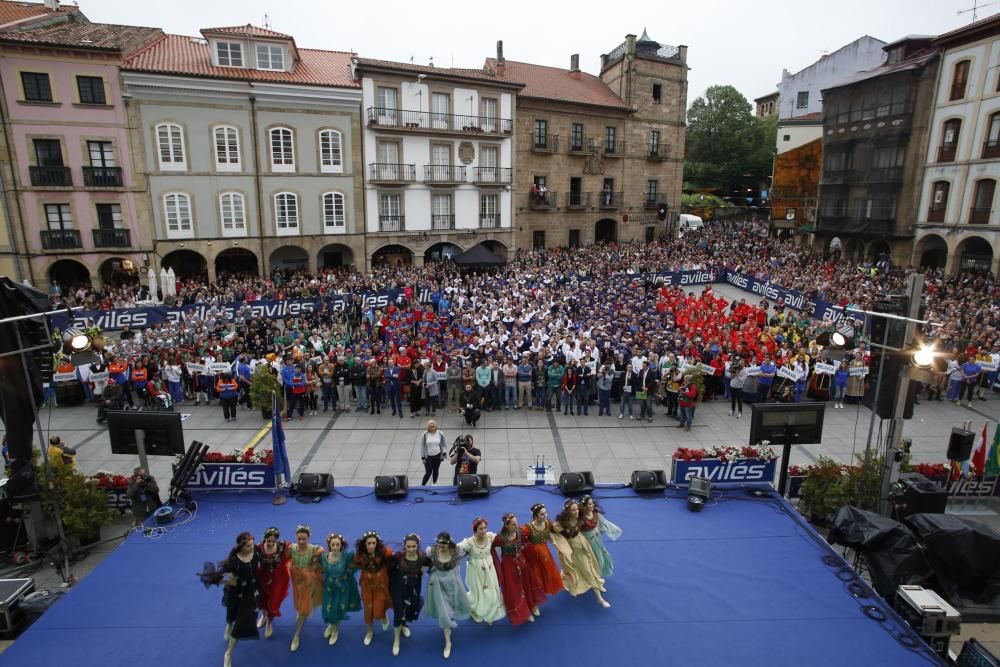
870, 299, 907, 349
558, 471, 594, 495
862, 351, 917, 419
946, 428, 974, 461
688, 476, 712, 499
374, 475, 408, 499
296, 472, 333, 496
896, 473, 948, 518
456, 474, 491, 498
631, 470, 667, 493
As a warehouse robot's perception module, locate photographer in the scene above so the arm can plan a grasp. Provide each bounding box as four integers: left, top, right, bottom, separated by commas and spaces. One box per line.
418, 419, 447, 485
126, 467, 162, 526
449, 434, 482, 485
459, 383, 481, 427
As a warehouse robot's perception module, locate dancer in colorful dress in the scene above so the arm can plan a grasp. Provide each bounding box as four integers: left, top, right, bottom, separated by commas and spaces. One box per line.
319, 532, 361, 646
255, 527, 290, 639
579, 495, 623, 578
390, 533, 431, 656
550, 499, 610, 608
522, 503, 565, 597
288, 525, 323, 652
425, 532, 471, 659
354, 530, 393, 646
198, 532, 260, 667
456, 517, 506, 625
494, 512, 546, 624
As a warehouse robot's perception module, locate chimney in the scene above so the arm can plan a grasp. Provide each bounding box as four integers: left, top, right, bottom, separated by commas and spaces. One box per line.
496, 39, 506, 77
677, 44, 688, 64
43, 0, 59, 9
625, 33, 637, 57
569, 53, 580, 79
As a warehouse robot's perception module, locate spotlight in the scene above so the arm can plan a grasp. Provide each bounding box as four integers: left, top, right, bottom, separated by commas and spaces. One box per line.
456, 474, 491, 498
374, 475, 408, 499
911, 346, 934, 368
62, 328, 91, 353
688, 475, 711, 499
630, 469, 667, 493
558, 471, 595, 495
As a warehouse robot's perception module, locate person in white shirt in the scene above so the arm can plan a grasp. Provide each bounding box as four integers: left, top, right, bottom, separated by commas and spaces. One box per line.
631, 353, 647, 374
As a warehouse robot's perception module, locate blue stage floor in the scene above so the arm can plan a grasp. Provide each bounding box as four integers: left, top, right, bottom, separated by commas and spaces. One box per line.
2, 485, 944, 667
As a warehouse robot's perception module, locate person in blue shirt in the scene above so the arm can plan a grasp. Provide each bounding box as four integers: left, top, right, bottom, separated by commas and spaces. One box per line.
832, 360, 849, 409
384, 358, 403, 418
960, 355, 981, 408
236, 356, 252, 409
757, 356, 776, 402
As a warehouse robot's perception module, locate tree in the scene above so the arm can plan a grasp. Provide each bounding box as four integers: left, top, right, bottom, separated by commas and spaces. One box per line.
685, 85, 777, 194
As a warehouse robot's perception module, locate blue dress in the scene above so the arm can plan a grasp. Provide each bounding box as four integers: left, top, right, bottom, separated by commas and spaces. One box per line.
319, 550, 361, 625
423, 546, 472, 630
581, 513, 622, 578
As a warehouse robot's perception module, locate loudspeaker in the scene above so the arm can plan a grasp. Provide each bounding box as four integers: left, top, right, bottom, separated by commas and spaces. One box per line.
374, 475, 408, 499
631, 470, 667, 493
862, 350, 917, 419
896, 472, 948, 518
456, 474, 491, 498
558, 471, 594, 495
870, 299, 907, 349
946, 428, 974, 461
296, 472, 333, 496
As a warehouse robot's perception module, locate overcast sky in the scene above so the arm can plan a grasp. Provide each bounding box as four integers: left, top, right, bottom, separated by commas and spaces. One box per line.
78, 0, 981, 106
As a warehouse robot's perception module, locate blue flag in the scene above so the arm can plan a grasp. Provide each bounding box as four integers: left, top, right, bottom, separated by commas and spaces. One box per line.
271, 392, 291, 485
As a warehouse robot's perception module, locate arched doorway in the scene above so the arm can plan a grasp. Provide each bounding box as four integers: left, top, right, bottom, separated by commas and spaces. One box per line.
372, 244, 413, 268
916, 235, 947, 269
842, 238, 862, 263
268, 246, 309, 273
866, 240, 891, 261
317, 243, 355, 270
98, 257, 140, 287
595, 219, 617, 244
955, 236, 994, 273
48, 259, 90, 289
215, 248, 258, 277
479, 240, 507, 260
424, 242, 462, 263
161, 249, 208, 280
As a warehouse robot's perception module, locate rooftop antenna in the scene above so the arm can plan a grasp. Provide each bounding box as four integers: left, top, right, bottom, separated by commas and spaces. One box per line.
958, 0, 998, 22
410, 55, 415, 64
429, 56, 434, 67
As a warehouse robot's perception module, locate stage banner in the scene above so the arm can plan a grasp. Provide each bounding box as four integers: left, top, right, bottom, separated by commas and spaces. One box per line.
672, 458, 778, 486
176, 463, 276, 490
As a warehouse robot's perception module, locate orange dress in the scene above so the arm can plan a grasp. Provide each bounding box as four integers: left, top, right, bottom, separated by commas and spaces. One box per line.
354, 546, 393, 625
288, 544, 323, 616
521, 521, 565, 596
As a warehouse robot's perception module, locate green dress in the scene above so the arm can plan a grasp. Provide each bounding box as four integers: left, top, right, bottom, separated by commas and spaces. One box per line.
319, 550, 361, 625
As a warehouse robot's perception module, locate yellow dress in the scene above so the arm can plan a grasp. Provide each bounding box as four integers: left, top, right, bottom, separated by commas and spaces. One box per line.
550, 522, 604, 596
289, 544, 323, 616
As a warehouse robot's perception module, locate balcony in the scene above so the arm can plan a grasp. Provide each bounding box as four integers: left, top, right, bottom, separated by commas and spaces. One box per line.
983, 140, 1000, 159
528, 192, 557, 210
603, 140, 626, 158
821, 168, 853, 185
82, 166, 123, 188
472, 167, 511, 185
927, 207, 946, 223
867, 166, 903, 184
530, 133, 558, 153
644, 194, 667, 209
969, 207, 991, 224
92, 228, 131, 247
431, 214, 455, 230
567, 137, 594, 155
479, 214, 501, 229
29, 165, 71, 187
566, 192, 591, 209
598, 191, 624, 209
366, 107, 512, 135
378, 215, 405, 232
647, 148, 665, 161
937, 144, 957, 163
368, 163, 416, 184
40, 229, 81, 249
424, 165, 466, 185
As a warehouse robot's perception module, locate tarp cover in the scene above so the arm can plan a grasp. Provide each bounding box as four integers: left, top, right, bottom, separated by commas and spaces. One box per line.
451, 243, 506, 267
906, 513, 1000, 605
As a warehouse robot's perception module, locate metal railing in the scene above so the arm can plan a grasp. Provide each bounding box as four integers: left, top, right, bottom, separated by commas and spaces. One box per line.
92, 228, 131, 247
867, 166, 903, 183
431, 214, 455, 230
643, 194, 666, 208
937, 144, 957, 163
368, 163, 416, 183
926, 207, 946, 223
598, 191, 623, 208
566, 192, 591, 208
530, 133, 558, 152
969, 207, 991, 224
424, 165, 466, 183
366, 107, 512, 134
983, 140, 1000, 159
647, 148, 665, 160
378, 215, 405, 232
529, 192, 557, 209
567, 137, 594, 154
29, 165, 72, 186
82, 166, 123, 187
472, 167, 512, 185
604, 140, 626, 157
40, 229, 81, 249
479, 214, 501, 229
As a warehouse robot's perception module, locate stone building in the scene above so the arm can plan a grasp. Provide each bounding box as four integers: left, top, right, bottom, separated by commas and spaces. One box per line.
484, 31, 687, 249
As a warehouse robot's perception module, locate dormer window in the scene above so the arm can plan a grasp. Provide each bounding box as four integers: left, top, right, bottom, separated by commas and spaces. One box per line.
256, 44, 284, 71
216, 42, 243, 67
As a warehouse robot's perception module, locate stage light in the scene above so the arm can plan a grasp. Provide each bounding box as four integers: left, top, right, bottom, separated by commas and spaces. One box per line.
911, 346, 934, 368
558, 471, 595, 495
456, 474, 491, 498
62, 328, 91, 353
630, 470, 667, 493
688, 475, 711, 499
374, 475, 408, 499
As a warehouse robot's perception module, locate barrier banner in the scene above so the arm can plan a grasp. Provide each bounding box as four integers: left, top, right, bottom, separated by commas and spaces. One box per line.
672, 458, 777, 485
650, 269, 718, 287
721, 270, 808, 312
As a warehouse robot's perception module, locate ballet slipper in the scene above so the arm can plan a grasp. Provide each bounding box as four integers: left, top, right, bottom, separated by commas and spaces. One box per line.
324, 624, 333, 638
256, 612, 266, 629
328, 625, 339, 645
527, 615, 535, 622
223, 623, 232, 641
532, 606, 541, 617
392, 627, 401, 656
364, 627, 374, 646
224, 653, 232, 667
290, 634, 300, 652
264, 622, 273, 639
443, 628, 452, 659
401, 625, 411, 638
594, 589, 610, 608
382, 618, 389, 631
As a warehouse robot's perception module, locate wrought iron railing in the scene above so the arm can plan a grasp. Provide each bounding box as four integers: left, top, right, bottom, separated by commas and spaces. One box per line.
83, 166, 123, 187
92, 228, 131, 247
472, 167, 512, 185
40, 229, 81, 249
423, 165, 466, 183
366, 107, 512, 134
29, 165, 71, 186
431, 214, 455, 230
379, 215, 405, 232
369, 163, 416, 182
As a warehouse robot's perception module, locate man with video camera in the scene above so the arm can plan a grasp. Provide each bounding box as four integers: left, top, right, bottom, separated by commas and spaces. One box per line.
449, 434, 482, 485
126, 466, 162, 526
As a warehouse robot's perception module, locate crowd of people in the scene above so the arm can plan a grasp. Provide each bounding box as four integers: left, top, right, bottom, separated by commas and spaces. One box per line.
47, 222, 998, 432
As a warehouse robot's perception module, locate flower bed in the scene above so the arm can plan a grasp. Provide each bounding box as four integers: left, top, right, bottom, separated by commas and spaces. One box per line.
91, 471, 130, 512
196, 449, 274, 466
672, 444, 778, 463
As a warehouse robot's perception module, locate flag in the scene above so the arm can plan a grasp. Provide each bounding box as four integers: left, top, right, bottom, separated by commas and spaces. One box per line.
971, 421, 988, 477
987, 423, 1000, 479
271, 392, 291, 487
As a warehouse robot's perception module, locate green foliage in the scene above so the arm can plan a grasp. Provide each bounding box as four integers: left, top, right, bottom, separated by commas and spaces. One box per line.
681, 193, 731, 208
37, 459, 114, 542
798, 454, 886, 524
249, 364, 279, 414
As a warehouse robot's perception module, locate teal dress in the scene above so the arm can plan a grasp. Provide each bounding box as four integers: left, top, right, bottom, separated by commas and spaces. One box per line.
319, 550, 362, 625
581, 513, 622, 578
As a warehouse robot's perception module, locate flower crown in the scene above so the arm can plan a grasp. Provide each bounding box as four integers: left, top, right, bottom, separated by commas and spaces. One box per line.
530, 503, 545, 516
263, 526, 280, 540
404, 533, 421, 544
295, 524, 311, 536
362, 530, 380, 541
326, 532, 345, 546
435, 532, 453, 546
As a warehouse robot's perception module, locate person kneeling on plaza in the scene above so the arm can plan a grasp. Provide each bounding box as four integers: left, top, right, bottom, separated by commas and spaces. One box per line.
460, 384, 482, 427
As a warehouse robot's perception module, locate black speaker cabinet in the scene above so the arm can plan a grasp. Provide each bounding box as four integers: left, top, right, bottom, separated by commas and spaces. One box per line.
374, 475, 408, 499
946, 428, 975, 461
896, 472, 948, 518
296, 472, 333, 496
456, 474, 490, 498
558, 471, 595, 495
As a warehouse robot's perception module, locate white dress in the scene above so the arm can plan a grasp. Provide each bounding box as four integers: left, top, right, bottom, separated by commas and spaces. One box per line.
456, 533, 506, 623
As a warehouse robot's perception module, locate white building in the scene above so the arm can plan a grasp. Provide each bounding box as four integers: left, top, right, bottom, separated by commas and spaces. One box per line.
356, 59, 522, 267
778, 36, 887, 120
914, 13, 1000, 276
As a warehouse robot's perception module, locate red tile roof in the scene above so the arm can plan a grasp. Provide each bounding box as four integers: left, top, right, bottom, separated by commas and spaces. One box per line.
0, 0, 73, 28
355, 57, 522, 88
201, 24, 293, 40
0, 21, 163, 55
123, 34, 358, 88
484, 58, 627, 110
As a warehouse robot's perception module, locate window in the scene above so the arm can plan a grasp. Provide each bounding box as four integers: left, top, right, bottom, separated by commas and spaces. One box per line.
971, 179, 995, 222
269, 127, 294, 172
216, 42, 243, 67
796, 91, 809, 109
568, 229, 580, 248
480, 193, 499, 227
156, 123, 186, 170
532, 230, 545, 249
45, 203, 72, 229
319, 129, 343, 173
939, 119, 961, 162
376, 86, 398, 124
986, 112, 1000, 149
849, 97, 862, 123
218, 192, 246, 236
568, 177, 582, 207
533, 119, 548, 148
646, 179, 658, 205
432, 194, 452, 229
273, 192, 298, 234
652, 83, 662, 104
214, 126, 241, 171
533, 175, 547, 188
783, 134, 791, 141
256, 44, 284, 71
645, 226, 656, 242
649, 130, 661, 156
480, 97, 498, 132
87, 141, 116, 167
480, 145, 498, 181
379, 193, 402, 231
605, 126, 617, 152
891, 86, 910, 115
33, 139, 63, 166
876, 88, 892, 117
928, 181, 950, 222
429, 143, 451, 180
95, 203, 123, 229
323, 192, 346, 232
431, 92, 450, 128
570, 123, 584, 151
20, 72, 52, 102
950, 60, 971, 101
163, 193, 192, 237
76, 76, 105, 105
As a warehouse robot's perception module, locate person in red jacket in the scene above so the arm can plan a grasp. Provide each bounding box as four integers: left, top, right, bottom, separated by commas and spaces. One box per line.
678, 378, 698, 431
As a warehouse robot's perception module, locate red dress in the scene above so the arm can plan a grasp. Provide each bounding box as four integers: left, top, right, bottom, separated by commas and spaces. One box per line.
354, 546, 393, 625
521, 522, 564, 596
493, 530, 546, 626
255, 541, 291, 620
